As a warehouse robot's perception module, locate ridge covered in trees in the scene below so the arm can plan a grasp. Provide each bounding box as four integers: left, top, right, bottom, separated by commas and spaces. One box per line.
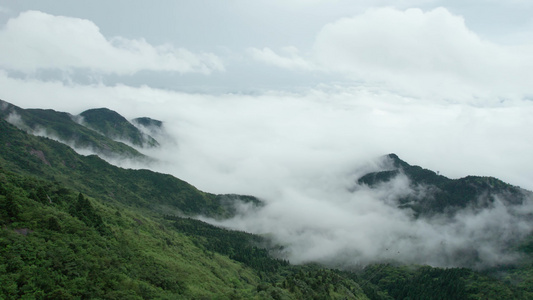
356, 153, 530, 217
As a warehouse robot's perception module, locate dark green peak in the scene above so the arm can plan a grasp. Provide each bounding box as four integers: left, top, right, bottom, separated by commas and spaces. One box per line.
80, 108, 128, 124
132, 117, 163, 128
0, 100, 145, 159
357, 153, 529, 217
0, 99, 15, 111
387, 153, 400, 160
79, 108, 159, 148
26, 108, 74, 122
386, 153, 411, 169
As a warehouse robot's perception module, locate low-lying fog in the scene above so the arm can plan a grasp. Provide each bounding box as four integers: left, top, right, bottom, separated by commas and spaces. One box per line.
100, 85, 533, 270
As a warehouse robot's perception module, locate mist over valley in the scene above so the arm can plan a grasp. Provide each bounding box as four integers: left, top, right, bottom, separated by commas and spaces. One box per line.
3, 99, 532, 272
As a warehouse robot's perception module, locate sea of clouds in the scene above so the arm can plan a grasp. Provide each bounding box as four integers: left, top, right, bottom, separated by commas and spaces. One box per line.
2, 5, 533, 269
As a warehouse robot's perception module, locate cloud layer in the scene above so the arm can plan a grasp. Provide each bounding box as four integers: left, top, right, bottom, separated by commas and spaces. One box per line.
2, 71, 533, 269
2, 72, 532, 192
0, 11, 224, 75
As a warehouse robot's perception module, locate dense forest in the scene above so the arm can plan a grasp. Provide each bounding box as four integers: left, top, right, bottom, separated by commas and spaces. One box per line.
1, 101, 533, 299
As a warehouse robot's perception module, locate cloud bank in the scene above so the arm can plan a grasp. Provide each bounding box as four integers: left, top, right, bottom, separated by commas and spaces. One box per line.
0, 11, 224, 75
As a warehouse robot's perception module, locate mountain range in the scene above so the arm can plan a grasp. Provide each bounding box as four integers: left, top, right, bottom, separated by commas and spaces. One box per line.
1, 99, 532, 299
0, 100, 157, 160
356, 153, 529, 217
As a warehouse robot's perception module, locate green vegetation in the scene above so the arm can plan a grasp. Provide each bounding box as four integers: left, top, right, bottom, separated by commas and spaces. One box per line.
1, 106, 532, 299
165, 216, 289, 273
80, 108, 159, 148
0, 170, 262, 299
354, 264, 531, 300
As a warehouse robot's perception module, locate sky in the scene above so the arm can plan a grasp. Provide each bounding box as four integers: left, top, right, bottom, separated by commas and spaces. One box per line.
1, 0, 533, 268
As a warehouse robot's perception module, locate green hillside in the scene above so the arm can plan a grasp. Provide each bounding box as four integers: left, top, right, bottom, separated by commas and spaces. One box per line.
1, 115, 532, 299
0, 119, 256, 218
80, 108, 159, 148
0, 169, 267, 299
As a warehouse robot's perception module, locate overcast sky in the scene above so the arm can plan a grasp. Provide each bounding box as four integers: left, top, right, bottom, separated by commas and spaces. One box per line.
1, 1, 533, 93
2, 0, 533, 268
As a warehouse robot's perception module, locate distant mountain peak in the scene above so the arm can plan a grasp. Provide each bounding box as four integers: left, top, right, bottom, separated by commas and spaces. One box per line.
80, 108, 159, 148
386, 153, 411, 169
132, 117, 163, 129
357, 153, 529, 217
0, 100, 146, 159
79, 108, 130, 128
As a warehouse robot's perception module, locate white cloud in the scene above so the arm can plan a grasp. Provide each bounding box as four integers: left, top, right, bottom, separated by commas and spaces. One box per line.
247, 46, 316, 71
316, 7, 533, 99
0, 10, 224, 75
